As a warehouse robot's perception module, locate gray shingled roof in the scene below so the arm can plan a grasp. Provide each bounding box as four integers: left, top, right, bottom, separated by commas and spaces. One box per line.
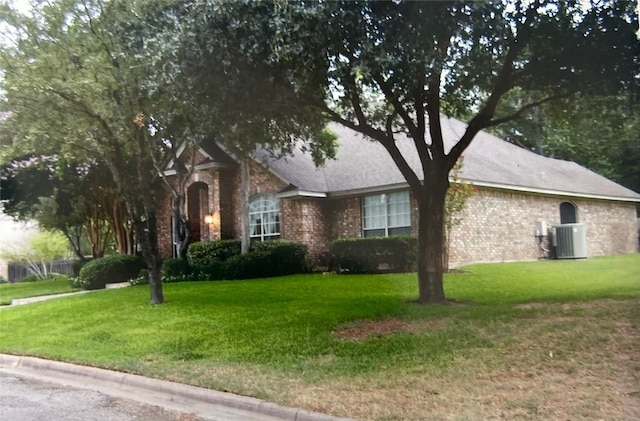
253, 117, 640, 202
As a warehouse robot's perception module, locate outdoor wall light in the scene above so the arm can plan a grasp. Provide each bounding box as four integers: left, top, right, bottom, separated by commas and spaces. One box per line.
204, 213, 219, 226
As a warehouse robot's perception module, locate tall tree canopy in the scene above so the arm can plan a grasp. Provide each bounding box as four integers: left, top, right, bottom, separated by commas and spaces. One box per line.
198, 0, 639, 303
0, 0, 180, 303
0, 157, 129, 259
491, 93, 640, 195
0, 0, 336, 303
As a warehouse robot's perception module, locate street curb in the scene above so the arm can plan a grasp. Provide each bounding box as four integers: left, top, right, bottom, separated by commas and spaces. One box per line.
0, 354, 355, 421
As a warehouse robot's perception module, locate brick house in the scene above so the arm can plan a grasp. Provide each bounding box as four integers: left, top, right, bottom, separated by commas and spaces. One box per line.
157, 117, 640, 265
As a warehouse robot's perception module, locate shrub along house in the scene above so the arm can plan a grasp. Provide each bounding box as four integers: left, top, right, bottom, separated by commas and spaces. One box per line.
158, 117, 640, 266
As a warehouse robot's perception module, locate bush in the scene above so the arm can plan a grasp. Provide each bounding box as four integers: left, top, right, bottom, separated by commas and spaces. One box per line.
224, 251, 274, 280
77, 255, 145, 290
182, 239, 309, 281
224, 241, 309, 280
19, 274, 41, 283
195, 261, 228, 280
162, 272, 210, 284
330, 236, 417, 274
70, 277, 87, 289
187, 240, 241, 271
72, 258, 92, 277
161, 258, 192, 277
129, 269, 149, 286
252, 240, 309, 275
128, 275, 148, 286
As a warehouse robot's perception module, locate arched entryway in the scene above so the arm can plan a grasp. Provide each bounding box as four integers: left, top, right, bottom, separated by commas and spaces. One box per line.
187, 182, 209, 242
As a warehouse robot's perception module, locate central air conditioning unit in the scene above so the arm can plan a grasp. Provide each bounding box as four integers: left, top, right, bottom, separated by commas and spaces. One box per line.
553, 223, 587, 259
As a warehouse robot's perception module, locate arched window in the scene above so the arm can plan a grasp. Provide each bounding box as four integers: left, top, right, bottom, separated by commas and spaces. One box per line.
249, 194, 280, 241
559, 201, 577, 224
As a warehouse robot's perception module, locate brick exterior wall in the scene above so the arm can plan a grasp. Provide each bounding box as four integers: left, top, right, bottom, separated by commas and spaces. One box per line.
157, 154, 639, 265
281, 198, 328, 260
575, 198, 638, 256
327, 197, 362, 239
277, 187, 638, 265
219, 168, 238, 240
448, 187, 639, 265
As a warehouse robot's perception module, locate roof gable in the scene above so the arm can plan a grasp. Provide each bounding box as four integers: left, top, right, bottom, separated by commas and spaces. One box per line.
163, 139, 236, 174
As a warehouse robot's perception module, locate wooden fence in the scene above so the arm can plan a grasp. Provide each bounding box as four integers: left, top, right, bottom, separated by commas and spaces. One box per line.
7, 259, 75, 283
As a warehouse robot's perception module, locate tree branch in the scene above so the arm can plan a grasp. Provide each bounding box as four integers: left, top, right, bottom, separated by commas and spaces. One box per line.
48, 88, 117, 143
447, 4, 539, 169
370, 72, 418, 138
484, 91, 577, 128
447, 43, 521, 169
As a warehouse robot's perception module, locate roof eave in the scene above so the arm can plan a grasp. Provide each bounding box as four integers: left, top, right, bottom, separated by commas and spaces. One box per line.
277, 189, 328, 199
324, 179, 640, 203
468, 180, 640, 203
161, 161, 234, 177
327, 183, 411, 198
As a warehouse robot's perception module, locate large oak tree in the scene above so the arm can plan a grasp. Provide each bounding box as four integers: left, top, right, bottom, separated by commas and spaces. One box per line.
200, 0, 639, 303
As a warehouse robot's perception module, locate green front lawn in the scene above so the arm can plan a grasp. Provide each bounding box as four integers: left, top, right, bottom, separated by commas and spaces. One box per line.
0, 277, 77, 305
1, 254, 638, 420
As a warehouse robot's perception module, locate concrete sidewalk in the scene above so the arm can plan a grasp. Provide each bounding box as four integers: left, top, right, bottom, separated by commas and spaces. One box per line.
4, 281, 129, 307
0, 354, 354, 421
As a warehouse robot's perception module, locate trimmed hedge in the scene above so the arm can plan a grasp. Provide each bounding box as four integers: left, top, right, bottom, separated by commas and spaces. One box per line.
252, 240, 309, 276
184, 239, 309, 280
330, 236, 417, 274
224, 251, 273, 280
187, 240, 241, 270
75, 255, 145, 290
161, 258, 192, 277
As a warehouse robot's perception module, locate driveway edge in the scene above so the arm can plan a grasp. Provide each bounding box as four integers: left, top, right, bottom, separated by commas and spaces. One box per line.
0, 354, 354, 421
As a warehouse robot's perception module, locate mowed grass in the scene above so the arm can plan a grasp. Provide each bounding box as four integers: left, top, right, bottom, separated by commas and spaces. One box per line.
0, 277, 77, 305
1, 254, 639, 420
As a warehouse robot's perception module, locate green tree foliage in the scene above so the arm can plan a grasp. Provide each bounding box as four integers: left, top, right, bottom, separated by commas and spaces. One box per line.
135, 1, 338, 255
492, 93, 640, 194
198, 0, 639, 303
0, 0, 338, 303
0, 0, 175, 303
1, 157, 131, 259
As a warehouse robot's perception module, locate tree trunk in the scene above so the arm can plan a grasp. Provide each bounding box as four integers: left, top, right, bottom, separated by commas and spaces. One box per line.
415, 176, 449, 304
172, 193, 191, 259
135, 213, 164, 305
110, 200, 135, 255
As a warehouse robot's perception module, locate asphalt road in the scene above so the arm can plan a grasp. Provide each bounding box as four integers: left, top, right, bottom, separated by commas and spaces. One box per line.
0, 371, 211, 421
0, 353, 351, 421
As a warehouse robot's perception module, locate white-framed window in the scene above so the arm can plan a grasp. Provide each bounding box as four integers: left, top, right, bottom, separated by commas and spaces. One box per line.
362, 191, 411, 237
249, 194, 280, 241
